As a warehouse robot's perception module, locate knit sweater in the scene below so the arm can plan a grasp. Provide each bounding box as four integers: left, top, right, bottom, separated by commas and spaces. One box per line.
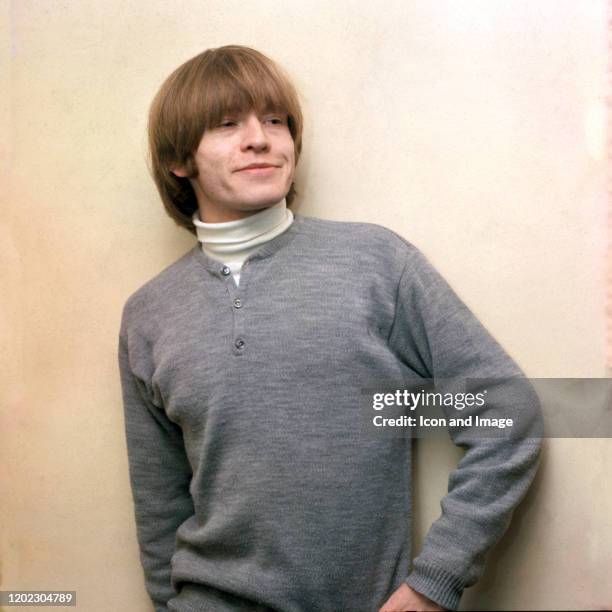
118, 214, 541, 612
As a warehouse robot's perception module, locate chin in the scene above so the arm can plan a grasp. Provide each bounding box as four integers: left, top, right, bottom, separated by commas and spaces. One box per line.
240, 193, 287, 210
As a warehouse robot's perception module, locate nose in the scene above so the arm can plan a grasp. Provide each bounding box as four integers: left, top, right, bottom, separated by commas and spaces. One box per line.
240, 113, 270, 152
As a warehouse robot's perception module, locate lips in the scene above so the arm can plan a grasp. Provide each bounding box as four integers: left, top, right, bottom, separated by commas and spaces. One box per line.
241, 164, 276, 170
238, 163, 278, 174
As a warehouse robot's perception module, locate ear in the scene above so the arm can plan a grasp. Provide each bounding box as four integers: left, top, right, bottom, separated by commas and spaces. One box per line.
170, 164, 188, 178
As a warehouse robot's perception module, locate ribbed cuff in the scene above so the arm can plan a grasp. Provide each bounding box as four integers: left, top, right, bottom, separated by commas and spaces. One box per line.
405, 562, 464, 611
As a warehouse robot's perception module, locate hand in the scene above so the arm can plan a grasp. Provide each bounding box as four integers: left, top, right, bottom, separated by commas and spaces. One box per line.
378, 583, 445, 612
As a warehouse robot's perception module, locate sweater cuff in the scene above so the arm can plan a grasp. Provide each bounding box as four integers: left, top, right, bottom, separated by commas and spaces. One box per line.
405, 563, 464, 611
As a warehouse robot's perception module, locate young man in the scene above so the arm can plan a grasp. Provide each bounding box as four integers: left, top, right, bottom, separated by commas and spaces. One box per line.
119, 45, 541, 612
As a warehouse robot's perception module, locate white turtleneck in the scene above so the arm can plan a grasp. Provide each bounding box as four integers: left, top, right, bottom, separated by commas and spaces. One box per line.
192, 198, 294, 286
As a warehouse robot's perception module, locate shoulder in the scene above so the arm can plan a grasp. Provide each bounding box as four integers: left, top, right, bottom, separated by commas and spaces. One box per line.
293, 215, 448, 302
294, 214, 422, 271
119, 247, 198, 335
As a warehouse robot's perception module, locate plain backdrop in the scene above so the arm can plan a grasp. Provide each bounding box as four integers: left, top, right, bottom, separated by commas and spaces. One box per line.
1, 1, 610, 610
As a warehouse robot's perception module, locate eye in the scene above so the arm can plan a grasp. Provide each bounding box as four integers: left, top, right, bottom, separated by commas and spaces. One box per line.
264, 115, 287, 125
219, 120, 237, 128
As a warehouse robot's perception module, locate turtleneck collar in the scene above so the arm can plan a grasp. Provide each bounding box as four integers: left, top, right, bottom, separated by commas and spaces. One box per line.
192, 198, 294, 263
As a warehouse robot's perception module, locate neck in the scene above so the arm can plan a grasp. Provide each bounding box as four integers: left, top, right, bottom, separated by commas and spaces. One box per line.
192, 198, 293, 262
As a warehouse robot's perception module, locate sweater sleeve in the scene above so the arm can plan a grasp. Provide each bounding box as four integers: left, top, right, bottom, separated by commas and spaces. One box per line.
118, 331, 195, 612
388, 247, 542, 611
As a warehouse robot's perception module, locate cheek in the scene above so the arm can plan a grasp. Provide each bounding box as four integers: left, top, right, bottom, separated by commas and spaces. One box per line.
284, 143, 296, 172
287, 158, 296, 180
197, 156, 227, 186
195, 142, 228, 174
278, 132, 295, 161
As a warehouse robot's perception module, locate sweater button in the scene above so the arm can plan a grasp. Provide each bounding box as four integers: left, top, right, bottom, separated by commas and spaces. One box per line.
235, 338, 245, 349
233, 298, 242, 309
221, 266, 231, 276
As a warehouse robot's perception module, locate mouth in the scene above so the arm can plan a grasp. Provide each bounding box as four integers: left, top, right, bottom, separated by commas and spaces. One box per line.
237, 164, 279, 175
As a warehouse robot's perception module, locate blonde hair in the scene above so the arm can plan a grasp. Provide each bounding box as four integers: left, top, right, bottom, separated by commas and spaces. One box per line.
147, 45, 304, 235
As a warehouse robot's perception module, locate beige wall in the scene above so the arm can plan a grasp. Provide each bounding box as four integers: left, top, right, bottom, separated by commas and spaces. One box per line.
2, 1, 610, 610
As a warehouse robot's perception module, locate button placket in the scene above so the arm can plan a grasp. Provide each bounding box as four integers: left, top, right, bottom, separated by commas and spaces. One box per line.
220, 264, 248, 356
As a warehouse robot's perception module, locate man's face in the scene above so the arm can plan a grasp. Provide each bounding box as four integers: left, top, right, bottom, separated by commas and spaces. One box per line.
173, 108, 295, 223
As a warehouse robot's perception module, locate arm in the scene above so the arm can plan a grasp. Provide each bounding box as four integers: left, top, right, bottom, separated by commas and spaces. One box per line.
118, 331, 195, 612
388, 247, 542, 611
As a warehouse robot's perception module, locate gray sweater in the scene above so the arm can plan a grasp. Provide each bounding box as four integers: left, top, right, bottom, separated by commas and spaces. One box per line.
118, 214, 541, 612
